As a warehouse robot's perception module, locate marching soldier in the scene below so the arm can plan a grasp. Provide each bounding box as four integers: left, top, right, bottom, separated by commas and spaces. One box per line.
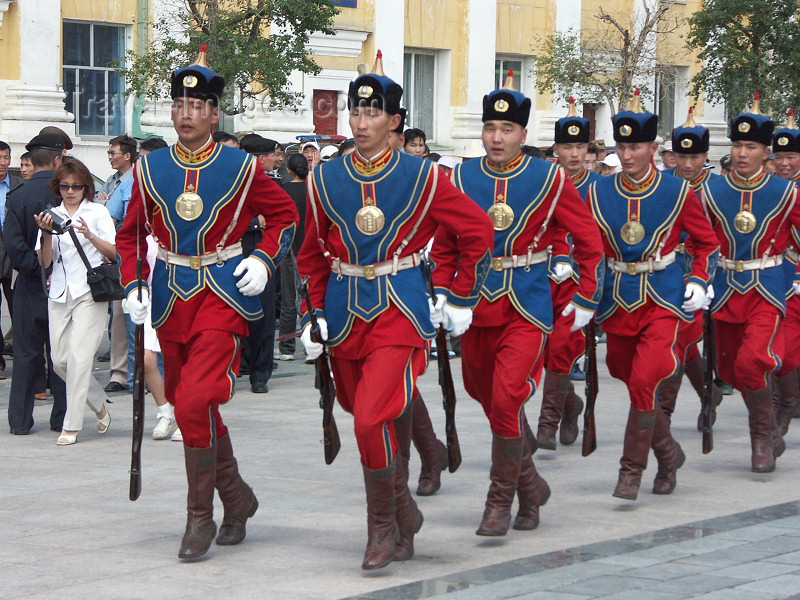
701, 94, 800, 473
536, 98, 602, 450
298, 53, 493, 570
770, 112, 800, 435
588, 91, 718, 499
117, 46, 299, 559
432, 74, 603, 535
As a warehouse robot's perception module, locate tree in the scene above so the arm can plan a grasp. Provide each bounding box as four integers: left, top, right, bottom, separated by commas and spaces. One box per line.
118, 0, 339, 115
687, 0, 800, 118
531, 1, 683, 115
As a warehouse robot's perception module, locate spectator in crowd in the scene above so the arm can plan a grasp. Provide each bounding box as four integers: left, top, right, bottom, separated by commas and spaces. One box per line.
719, 153, 732, 175
522, 145, 545, 159
213, 131, 239, 148
543, 146, 556, 162
274, 143, 291, 183
39, 126, 73, 157
320, 145, 338, 162
583, 142, 599, 173
599, 153, 622, 175
338, 138, 356, 157
19, 152, 33, 180
765, 152, 776, 173
388, 108, 407, 150
403, 128, 426, 157
0, 140, 22, 379
301, 141, 321, 170
594, 139, 607, 163
34, 158, 117, 445
437, 155, 458, 177
426, 152, 441, 163
658, 140, 677, 171
139, 138, 168, 154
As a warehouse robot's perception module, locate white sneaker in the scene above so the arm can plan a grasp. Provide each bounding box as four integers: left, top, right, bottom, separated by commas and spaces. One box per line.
278, 353, 295, 361
152, 414, 177, 440
171, 427, 183, 442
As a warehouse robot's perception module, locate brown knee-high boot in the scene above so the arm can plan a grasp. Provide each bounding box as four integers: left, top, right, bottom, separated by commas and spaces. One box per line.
214, 433, 259, 546
684, 354, 723, 431
411, 394, 448, 496
744, 387, 781, 473
522, 409, 538, 455
537, 370, 565, 450
560, 384, 584, 446
651, 402, 685, 495
179, 444, 218, 559
775, 370, 800, 436
476, 434, 524, 536
513, 434, 551, 530
613, 407, 656, 501
393, 406, 423, 561
361, 463, 397, 570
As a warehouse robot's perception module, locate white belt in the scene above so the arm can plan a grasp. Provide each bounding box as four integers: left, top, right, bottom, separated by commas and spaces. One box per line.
719, 254, 783, 273
331, 253, 422, 281
607, 251, 676, 275
786, 247, 799, 263
491, 249, 549, 272
157, 242, 243, 270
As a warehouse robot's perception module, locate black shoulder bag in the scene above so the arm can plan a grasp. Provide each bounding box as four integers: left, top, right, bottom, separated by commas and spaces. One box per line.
67, 228, 126, 302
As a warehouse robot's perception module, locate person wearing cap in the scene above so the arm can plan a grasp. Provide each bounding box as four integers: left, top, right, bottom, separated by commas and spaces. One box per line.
535, 99, 602, 451
38, 126, 73, 157
298, 51, 493, 570
436, 155, 458, 177
432, 73, 603, 536
701, 95, 800, 473
657, 140, 677, 171
5, 133, 68, 434
770, 111, 800, 438
116, 45, 298, 560
587, 90, 718, 500
301, 141, 321, 170
319, 145, 338, 161
657, 108, 724, 433
598, 153, 622, 175
719, 154, 732, 175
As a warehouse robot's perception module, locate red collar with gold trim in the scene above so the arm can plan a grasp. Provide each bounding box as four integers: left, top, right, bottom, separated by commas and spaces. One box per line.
729, 168, 767, 188
175, 137, 216, 165
486, 152, 525, 175
352, 146, 393, 176
620, 167, 657, 194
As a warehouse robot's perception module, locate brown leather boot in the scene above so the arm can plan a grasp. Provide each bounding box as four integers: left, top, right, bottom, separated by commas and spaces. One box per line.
476, 434, 524, 536
178, 444, 218, 559
658, 370, 683, 426
214, 433, 258, 546
536, 370, 563, 450
411, 394, 448, 496
393, 406, 423, 562
513, 435, 550, 530
744, 387, 777, 473
613, 408, 656, 501
651, 403, 685, 495
362, 463, 397, 570
685, 355, 723, 432
522, 410, 538, 456
560, 386, 584, 446
775, 371, 800, 436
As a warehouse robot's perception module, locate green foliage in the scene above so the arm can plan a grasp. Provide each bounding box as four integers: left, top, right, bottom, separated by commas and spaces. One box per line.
117, 0, 339, 115
687, 0, 800, 119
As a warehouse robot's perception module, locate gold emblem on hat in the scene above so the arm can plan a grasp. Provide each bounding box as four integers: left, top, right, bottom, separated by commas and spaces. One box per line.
183, 75, 198, 88
494, 99, 509, 113
778, 137, 789, 146
358, 85, 373, 99
681, 138, 693, 149
487, 203, 515, 231
620, 221, 645, 245
176, 191, 203, 221
355, 204, 385, 235
619, 125, 632, 137
568, 125, 580, 136
738, 121, 751, 133
734, 210, 757, 234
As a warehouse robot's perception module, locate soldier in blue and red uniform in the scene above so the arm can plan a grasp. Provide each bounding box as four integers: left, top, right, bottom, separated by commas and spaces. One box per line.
656, 108, 724, 431
536, 98, 602, 450
702, 95, 800, 473
298, 54, 493, 570
432, 74, 603, 536
770, 112, 800, 435
588, 91, 718, 500
117, 46, 299, 559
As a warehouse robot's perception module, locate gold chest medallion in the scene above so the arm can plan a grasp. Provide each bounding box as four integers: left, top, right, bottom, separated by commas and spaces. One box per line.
620, 221, 645, 245
734, 210, 757, 234
355, 205, 385, 235
175, 192, 204, 221
488, 203, 515, 231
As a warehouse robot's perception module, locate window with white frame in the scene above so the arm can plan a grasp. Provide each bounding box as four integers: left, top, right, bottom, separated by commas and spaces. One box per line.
403, 50, 436, 140
495, 57, 522, 91
63, 21, 126, 137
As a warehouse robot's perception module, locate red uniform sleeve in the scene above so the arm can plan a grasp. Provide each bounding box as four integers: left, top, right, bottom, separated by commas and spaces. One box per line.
676, 189, 719, 287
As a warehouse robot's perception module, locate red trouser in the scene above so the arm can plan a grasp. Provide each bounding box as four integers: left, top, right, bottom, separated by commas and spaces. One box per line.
714, 297, 783, 392
604, 305, 681, 410
160, 330, 240, 448
676, 311, 704, 364
544, 279, 585, 374
460, 318, 546, 437
330, 346, 426, 469
778, 294, 800, 375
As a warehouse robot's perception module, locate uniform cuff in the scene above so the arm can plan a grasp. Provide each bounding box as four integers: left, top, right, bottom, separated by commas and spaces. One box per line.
571, 293, 597, 312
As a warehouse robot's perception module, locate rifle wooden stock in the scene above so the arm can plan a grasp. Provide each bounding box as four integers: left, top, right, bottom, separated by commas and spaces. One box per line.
129, 256, 145, 501
582, 319, 598, 457
700, 310, 714, 454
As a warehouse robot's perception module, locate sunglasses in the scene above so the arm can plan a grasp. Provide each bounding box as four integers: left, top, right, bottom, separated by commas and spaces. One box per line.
59, 183, 86, 192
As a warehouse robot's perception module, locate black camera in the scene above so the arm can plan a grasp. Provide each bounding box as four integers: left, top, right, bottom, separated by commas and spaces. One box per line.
45, 208, 72, 235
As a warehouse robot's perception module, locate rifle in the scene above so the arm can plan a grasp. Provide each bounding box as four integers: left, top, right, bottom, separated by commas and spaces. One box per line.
581, 319, 598, 457
295, 269, 341, 465
422, 257, 461, 473
700, 310, 714, 454
129, 229, 145, 501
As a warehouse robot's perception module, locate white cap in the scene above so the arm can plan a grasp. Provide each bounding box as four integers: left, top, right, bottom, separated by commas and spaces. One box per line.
320, 145, 338, 161
437, 155, 458, 170
301, 141, 320, 151
599, 153, 620, 168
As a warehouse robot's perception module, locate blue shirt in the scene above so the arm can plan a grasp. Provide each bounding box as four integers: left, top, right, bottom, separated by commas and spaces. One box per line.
0, 173, 9, 229
106, 172, 133, 222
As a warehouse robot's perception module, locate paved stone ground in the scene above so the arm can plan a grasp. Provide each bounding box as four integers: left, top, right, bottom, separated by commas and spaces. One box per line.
2, 332, 800, 600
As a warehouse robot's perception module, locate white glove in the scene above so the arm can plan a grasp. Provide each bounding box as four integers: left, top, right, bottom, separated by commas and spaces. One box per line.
300, 319, 328, 361
442, 303, 473, 337
552, 263, 574, 283
682, 282, 706, 313
233, 257, 269, 296
562, 303, 593, 332
793, 282, 800, 296
122, 288, 150, 325
428, 293, 447, 328
702, 284, 715, 310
